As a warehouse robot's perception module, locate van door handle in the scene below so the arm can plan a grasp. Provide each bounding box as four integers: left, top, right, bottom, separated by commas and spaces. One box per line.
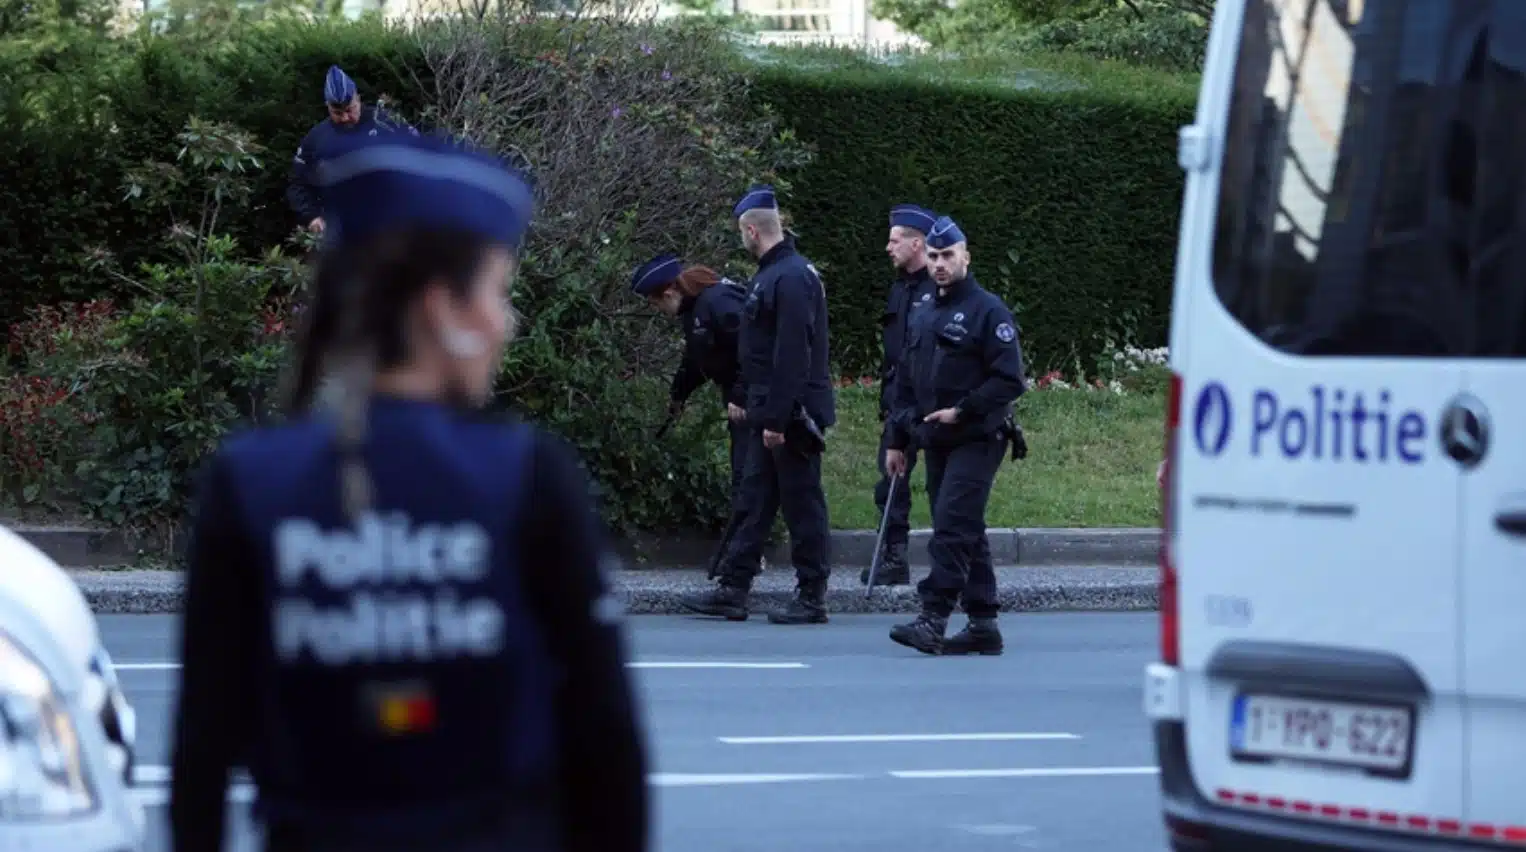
1497, 511, 1526, 537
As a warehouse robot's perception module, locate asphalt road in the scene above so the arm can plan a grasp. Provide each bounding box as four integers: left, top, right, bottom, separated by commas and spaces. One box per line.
104, 612, 1168, 852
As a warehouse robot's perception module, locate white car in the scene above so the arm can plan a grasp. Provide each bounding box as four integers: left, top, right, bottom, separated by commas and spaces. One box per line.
0, 524, 143, 850
1146, 0, 1526, 849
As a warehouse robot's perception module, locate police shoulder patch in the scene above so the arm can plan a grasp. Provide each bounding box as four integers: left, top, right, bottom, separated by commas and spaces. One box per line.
995, 322, 1016, 343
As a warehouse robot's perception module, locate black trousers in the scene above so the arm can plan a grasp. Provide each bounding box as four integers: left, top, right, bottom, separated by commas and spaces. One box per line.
719, 418, 759, 570
917, 434, 1008, 619
873, 424, 917, 549
720, 426, 830, 589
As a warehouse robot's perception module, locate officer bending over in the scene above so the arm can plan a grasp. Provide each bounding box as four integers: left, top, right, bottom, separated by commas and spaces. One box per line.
630, 254, 752, 578
864, 203, 937, 588
885, 216, 1025, 656
681, 184, 836, 625
287, 65, 417, 235
170, 133, 650, 852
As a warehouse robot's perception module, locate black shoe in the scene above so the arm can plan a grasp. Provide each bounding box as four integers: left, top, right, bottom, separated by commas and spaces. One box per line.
943, 617, 1003, 656
860, 541, 911, 587
679, 585, 750, 621
889, 611, 948, 655
767, 586, 828, 625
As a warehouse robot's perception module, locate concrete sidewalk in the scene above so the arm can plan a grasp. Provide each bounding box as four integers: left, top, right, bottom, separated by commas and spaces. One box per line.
70, 563, 1158, 615
13, 523, 1160, 569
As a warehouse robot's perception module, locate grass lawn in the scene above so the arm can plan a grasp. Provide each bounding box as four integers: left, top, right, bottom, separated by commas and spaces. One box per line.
821, 382, 1164, 529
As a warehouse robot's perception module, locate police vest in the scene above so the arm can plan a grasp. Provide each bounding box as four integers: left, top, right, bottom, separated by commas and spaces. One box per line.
218, 399, 558, 840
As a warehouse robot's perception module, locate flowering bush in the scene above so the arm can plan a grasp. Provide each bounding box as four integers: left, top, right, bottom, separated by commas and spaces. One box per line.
0, 121, 302, 533
838, 346, 1172, 398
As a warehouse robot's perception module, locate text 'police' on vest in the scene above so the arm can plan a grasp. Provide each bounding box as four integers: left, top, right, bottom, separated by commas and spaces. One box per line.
271, 514, 506, 664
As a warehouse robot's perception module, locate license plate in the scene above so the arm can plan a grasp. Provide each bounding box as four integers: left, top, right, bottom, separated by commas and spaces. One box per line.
1230, 694, 1413, 773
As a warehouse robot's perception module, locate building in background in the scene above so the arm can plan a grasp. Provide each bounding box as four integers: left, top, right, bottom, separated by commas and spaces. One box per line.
123, 0, 918, 48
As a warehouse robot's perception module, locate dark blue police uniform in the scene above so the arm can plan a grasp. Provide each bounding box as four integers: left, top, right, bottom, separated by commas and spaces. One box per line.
630, 254, 752, 578
286, 67, 418, 226
886, 216, 1025, 656
170, 133, 649, 852
866, 204, 937, 587
680, 185, 836, 625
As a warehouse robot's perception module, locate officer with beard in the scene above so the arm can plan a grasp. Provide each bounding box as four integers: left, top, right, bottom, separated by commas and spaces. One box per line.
884, 216, 1025, 656
630, 254, 752, 578
863, 203, 936, 588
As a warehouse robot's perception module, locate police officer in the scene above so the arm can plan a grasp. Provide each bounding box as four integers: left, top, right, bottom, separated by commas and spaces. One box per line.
630, 254, 752, 578
170, 133, 650, 852
885, 216, 1025, 656
680, 184, 836, 625
286, 65, 417, 235
863, 203, 937, 588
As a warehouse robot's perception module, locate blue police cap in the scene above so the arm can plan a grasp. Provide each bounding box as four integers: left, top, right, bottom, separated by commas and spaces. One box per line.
631, 254, 682, 296
324, 65, 357, 106
732, 184, 777, 218
889, 204, 936, 234
315, 133, 535, 252
926, 215, 967, 250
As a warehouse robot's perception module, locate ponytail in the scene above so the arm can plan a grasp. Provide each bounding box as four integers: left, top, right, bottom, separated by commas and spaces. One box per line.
284, 229, 499, 521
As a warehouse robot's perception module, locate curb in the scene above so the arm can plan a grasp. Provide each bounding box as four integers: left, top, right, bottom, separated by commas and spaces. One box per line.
69, 565, 1159, 616
8, 524, 1160, 571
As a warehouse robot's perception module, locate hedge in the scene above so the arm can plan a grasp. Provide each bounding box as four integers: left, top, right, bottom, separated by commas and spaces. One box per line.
3, 24, 1193, 376
752, 56, 1191, 374
0, 17, 1193, 536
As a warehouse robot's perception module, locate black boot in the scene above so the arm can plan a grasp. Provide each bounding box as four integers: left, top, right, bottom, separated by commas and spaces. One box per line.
889, 611, 948, 655
943, 617, 1004, 656
679, 584, 750, 621
767, 583, 828, 625
860, 540, 911, 587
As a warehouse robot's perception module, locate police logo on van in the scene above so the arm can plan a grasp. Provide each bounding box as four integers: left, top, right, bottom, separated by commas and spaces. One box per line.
1192, 381, 1233, 457
1192, 382, 1431, 464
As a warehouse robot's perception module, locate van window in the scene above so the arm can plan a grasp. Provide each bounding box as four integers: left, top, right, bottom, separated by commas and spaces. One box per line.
1212, 0, 1526, 358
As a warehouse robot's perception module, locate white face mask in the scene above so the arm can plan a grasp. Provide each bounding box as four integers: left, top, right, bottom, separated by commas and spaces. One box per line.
440, 325, 487, 359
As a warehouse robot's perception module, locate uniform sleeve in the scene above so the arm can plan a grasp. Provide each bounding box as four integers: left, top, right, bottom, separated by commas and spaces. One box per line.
170, 454, 259, 852
668, 306, 710, 408
286, 128, 322, 223
886, 346, 916, 451
760, 270, 814, 432
521, 432, 651, 852
956, 300, 1027, 420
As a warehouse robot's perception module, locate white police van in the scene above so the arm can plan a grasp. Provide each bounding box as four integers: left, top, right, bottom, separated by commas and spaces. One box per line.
1144, 0, 1526, 849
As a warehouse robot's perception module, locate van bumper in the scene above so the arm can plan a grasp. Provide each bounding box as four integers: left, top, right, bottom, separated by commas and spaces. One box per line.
1154, 720, 1501, 851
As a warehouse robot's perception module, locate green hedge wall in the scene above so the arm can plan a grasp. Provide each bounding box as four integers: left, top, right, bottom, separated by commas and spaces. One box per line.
2, 25, 1193, 377
752, 64, 1192, 376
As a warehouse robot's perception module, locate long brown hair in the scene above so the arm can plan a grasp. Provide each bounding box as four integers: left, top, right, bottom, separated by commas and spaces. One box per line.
675, 265, 721, 299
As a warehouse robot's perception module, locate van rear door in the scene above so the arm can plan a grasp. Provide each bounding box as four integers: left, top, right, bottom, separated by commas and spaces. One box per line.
1461, 360, 1526, 840
1178, 0, 1471, 833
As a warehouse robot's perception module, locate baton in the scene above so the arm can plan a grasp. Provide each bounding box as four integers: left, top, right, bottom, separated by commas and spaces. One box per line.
707, 511, 742, 580
864, 474, 901, 598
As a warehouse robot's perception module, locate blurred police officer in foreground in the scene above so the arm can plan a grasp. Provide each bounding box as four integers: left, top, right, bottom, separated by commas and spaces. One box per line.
885, 216, 1025, 656
169, 132, 650, 852
286, 65, 417, 235
863, 203, 937, 588
680, 184, 836, 625
630, 254, 752, 578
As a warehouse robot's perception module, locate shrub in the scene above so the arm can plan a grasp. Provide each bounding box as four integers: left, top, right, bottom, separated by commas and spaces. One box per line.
1017, 6, 1208, 73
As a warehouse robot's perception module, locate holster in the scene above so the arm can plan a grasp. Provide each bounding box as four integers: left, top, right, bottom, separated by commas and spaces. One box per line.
784, 406, 827, 456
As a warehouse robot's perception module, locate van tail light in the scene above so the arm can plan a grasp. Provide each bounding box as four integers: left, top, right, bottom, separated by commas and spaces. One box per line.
1160, 371, 1182, 666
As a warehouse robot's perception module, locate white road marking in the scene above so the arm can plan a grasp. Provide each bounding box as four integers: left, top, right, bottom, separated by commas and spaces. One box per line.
126, 770, 863, 806
129, 764, 1157, 799
718, 732, 1079, 745
891, 766, 1159, 779
114, 661, 809, 672
650, 773, 862, 786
